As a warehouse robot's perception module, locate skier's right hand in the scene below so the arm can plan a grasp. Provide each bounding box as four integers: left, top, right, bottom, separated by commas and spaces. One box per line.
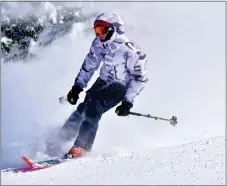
67, 85, 83, 105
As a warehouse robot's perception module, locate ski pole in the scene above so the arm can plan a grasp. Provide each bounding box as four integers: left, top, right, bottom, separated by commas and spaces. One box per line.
59, 96, 178, 126
129, 111, 178, 126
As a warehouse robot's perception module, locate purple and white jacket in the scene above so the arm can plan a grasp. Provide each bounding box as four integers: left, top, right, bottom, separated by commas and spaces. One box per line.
74, 15, 148, 103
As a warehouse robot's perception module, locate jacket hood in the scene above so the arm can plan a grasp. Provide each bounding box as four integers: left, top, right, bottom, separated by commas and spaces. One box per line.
94, 12, 125, 45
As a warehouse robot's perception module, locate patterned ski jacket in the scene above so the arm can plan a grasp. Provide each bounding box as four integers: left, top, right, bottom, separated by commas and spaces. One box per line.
74, 14, 148, 104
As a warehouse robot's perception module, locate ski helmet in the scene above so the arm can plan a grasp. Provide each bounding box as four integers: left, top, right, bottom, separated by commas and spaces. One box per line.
94, 12, 124, 42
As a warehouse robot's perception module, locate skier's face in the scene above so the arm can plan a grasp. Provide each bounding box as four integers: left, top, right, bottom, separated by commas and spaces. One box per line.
94, 20, 113, 42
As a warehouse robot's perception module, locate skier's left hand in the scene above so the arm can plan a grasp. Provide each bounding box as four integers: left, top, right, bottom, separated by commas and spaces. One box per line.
115, 101, 133, 116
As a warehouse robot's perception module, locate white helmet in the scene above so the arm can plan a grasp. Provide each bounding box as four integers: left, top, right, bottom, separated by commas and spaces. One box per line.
95, 12, 124, 26
94, 12, 124, 42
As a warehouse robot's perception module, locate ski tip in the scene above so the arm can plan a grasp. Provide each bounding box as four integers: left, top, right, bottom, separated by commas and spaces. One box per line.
21, 156, 34, 167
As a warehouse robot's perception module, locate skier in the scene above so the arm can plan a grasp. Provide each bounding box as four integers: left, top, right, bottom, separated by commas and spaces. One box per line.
58, 12, 148, 158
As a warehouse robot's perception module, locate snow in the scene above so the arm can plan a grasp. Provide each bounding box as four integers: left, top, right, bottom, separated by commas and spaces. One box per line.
1, 2, 225, 185
2, 136, 225, 185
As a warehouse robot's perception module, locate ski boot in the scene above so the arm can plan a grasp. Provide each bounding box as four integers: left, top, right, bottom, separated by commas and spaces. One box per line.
64, 146, 86, 159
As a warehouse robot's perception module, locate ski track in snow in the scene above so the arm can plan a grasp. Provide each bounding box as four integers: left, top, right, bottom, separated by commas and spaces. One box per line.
2, 136, 225, 185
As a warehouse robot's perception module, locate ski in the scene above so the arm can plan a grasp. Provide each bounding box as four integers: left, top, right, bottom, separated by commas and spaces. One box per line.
22, 156, 67, 168
2, 164, 55, 173
2, 156, 69, 173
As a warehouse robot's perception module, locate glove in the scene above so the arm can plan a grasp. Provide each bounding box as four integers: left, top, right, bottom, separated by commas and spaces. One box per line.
115, 100, 133, 116
67, 85, 83, 105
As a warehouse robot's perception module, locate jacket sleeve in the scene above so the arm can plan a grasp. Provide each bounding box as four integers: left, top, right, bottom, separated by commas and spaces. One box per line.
124, 51, 148, 104
74, 39, 104, 89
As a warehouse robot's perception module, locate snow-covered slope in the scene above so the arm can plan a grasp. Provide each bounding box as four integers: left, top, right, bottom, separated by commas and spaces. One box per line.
1, 2, 225, 184
2, 136, 225, 185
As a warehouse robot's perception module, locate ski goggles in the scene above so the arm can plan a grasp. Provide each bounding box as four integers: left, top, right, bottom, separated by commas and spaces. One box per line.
94, 26, 109, 36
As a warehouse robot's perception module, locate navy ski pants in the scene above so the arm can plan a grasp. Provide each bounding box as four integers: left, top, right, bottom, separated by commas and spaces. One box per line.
59, 78, 126, 151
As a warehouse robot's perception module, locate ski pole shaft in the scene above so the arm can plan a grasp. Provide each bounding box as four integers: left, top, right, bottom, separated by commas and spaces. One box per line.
129, 111, 178, 126
129, 112, 166, 120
